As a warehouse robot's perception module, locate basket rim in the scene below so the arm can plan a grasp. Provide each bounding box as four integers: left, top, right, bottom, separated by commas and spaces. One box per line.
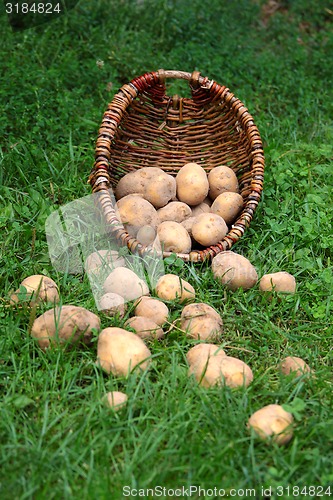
89, 69, 265, 262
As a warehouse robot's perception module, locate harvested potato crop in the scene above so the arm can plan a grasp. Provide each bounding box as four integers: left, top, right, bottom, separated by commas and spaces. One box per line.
279, 356, 312, 377
155, 274, 195, 303
102, 391, 128, 411
96, 327, 151, 376
157, 221, 192, 254
99, 292, 126, 318
208, 165, 239, 200
116, 194, 158, 237
84, 250, 125, 283
211, 192, 244, 225
181, 217, 196, 237
103, 266, 149, 302
189, 354, 253, 389
186, 343, 226, 366
259, 272, 296, 294
157, 201, 192, 224
134, 296, 169, 326
181, 302, 223, 341
191, 213, 228, 246
125, 316, 164, 340
247, 404, 294, 446
10, 274, 59, 305
115, 167, 163, 200
190, 201, 211, 217
31, 305, 100, 349
212, 251, 258, 291
143, 172, 177, 208
136, 225, 156, 246
176, 163, 209, 206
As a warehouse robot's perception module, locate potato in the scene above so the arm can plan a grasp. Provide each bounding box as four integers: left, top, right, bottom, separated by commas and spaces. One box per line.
84, 250, 125, 273
10, 274, 59, 305
99, 292, 126, 318
208, 165, 239, 200
125, 316, 164, 340
212, 251, 258, 291
157, 201, 192, 224
247, 404, 294, 446
143, 172, 177, 208
115, 167, 163, 200
134, 296, 169, 326
116, 194, 158, 237
259, 272, 296, 294
279, 356, 312, 377
191, 213, 228, 246
186, 343, 226, 366
96, 327, 151, 376
190, 201, 211, 217
211, 192, 244, 225
189, 354, 253, 389
181, 217, 196, 237
136, 225, 156, 246
176, 163, 209, 205
31, 305, 100, 350
157, 221, 192, 254
102, 391, 128, 411
155, 274, 195, 303
181, 302, 223, 341
103, 266, 149, 302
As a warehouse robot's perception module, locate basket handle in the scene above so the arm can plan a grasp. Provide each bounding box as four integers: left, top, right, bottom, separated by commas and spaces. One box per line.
157, 69, 210, 89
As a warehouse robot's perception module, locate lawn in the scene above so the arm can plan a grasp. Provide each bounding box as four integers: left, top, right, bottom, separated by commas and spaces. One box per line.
0, 0, 332, 498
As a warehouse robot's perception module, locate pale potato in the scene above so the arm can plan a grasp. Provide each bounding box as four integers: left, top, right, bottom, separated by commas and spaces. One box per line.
157, 221, 192, 254
31, 305, 100, 350
155, 274, 195, 303
208, 166, 239, 200
102, 391, 128, 411
191, 213, 228, 246
103, 266, 149, 301
186, 343, 227, 366
99, 292, 126, 318
143, 172, 177, 208
212, 251, 258, 291
190, 201, 211, 217
136, 225, 157, 246
181, 302, 223, 341
10, 274, 59, 305
134, 296, 169, 326
125, 316, 164, 340
116, 194, 158, 237
259, 272, 296, 294
189, 354, 253, 389
247, 404, 294, 446
157, 201, 192, 224
279, 356, 312, 377
181, 216, 196, 237
211, 192, 244, 225
96, 327, 151, 376
115, 167, 163, 200
176, 163, 209, 205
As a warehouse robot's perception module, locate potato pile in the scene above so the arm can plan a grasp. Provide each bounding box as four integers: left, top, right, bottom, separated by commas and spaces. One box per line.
114, 163, 244, 253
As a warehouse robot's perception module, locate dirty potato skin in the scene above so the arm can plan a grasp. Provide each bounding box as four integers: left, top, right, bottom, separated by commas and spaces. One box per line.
157, 221, 192, 254
10, 274, 59, 305
155, 274, 195, 303
211, 191, 244, 225
180, 302, 223, 341
134, 296, 169, 326
259, 272, 296, 293
212, 251, 258, 291
176, 163, 209, 206
208, 165, 239, 200
125, 316, 164, 340
247, 404, 294, 446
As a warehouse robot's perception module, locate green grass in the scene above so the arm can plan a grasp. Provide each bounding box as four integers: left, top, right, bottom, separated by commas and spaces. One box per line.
1, 0, 333, 498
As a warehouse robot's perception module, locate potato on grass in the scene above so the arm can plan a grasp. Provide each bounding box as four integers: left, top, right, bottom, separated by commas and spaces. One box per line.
176, 163, 209, 206
192, 213, 228, 247
247, 404, 294, 446
157, 201, 192, 224
31, 305, 100, 350
211, 192, 244, 225
208, 165, 239, 200
96, 327, 151, 376
279, 356, 312, 377
116, 194, 158, 237
102, 391, 128, 411
10, 274, 59, 305
136, 225, 156, 246
84, 250, 125, 274
189, 354, 253, 389
155, 274, 195, 303
181, 302, 223, 341
99, 292, 126, 318
259, 272, 296, 294
157, 221, 192, 254
212, 251, 258, 291
125, 316, 164, 340
186, 343, 227, 366
134, 296, 169, 326
103, 266, 149, 302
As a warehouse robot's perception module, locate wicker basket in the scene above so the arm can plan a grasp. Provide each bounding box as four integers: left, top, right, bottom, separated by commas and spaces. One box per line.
89, 69, 264, 262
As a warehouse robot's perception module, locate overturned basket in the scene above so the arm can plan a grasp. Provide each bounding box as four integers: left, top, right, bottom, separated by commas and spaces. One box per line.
89, 69, 264, 262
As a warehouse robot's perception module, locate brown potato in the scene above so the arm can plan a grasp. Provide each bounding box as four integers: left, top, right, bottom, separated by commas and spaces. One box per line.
259, 272, 296, 294
247, 404, 294, 446
181, 216, 196, 237
136, 225, 157, 246
189, 354, 253, 389
208, 166, 239, 200
84, 250, 125, 273
134, 296, 169, 326
181, 302, 223, 341
116, 194, 158, 237
155, 274, 195, 303
191, 213, 228, 246
103, 267, 149, 301
102, 391, 128, 411
31, 305, 100, 350
176, 163, 209, 205
99, 292, 126, 318
96, 327, 151, 376
212, 251, 258, 291
211, 192, 244, 225
125, 316, 164, 340
157, 221, 192, 254
115, 167, 163, 200
157, 201, 192, 224
279, 356, 312, 377
190, 201, 211, 217
10, 274, 59, 305
186, 343, 227, 366
143, 172, 177, 208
